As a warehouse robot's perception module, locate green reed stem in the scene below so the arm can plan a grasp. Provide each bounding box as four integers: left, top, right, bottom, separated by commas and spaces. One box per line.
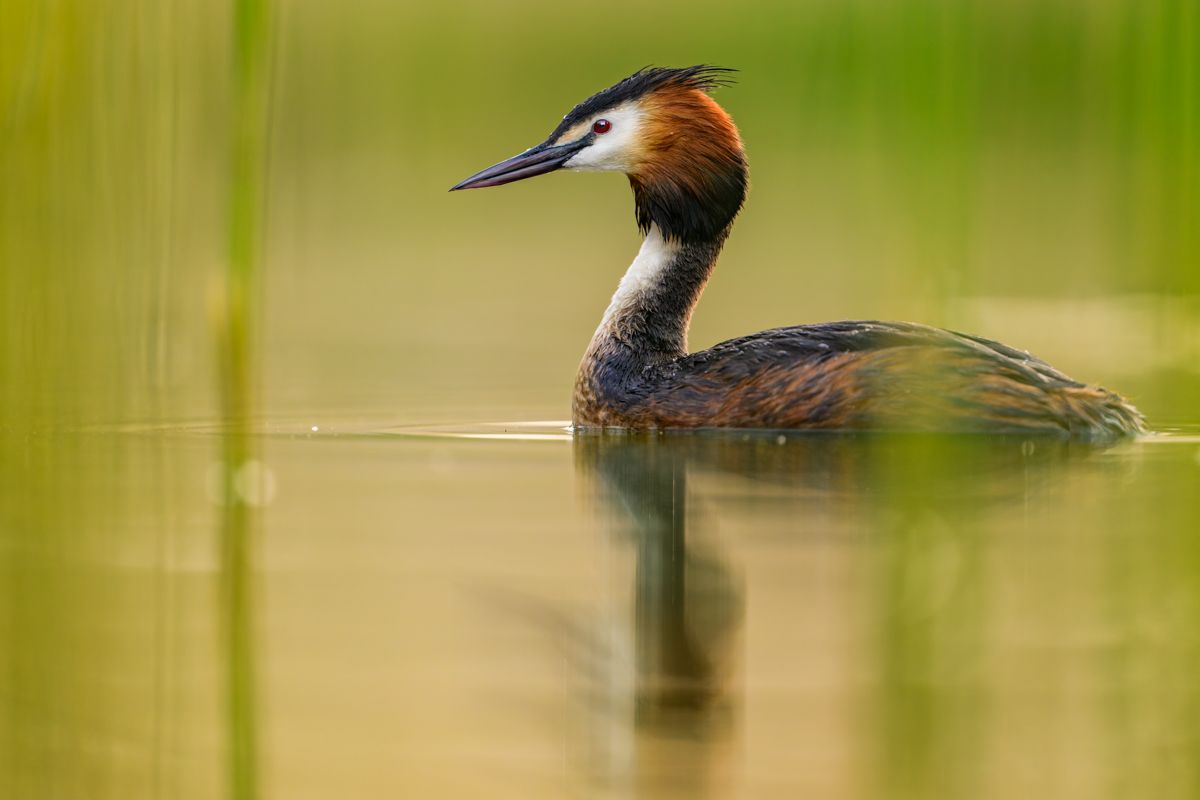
220, 1, 272, 799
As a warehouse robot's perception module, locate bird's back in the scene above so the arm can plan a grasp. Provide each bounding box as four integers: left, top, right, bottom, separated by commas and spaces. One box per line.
574, 321, 1144, 440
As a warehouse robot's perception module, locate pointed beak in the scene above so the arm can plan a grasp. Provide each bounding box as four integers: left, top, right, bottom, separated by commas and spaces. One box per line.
448, 136, 592, 191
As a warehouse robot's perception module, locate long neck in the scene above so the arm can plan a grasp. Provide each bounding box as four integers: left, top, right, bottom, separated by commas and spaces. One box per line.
577, 86, 747, 400
586, 224, 727, 366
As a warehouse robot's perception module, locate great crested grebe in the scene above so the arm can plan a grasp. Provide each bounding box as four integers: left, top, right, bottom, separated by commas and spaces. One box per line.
450, 66, 1144, 439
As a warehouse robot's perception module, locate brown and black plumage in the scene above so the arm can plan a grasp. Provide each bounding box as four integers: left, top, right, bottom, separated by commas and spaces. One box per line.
451, 66, 1144, 440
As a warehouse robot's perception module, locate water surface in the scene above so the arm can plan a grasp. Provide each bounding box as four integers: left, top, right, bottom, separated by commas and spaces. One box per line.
5, 422, 1199, 798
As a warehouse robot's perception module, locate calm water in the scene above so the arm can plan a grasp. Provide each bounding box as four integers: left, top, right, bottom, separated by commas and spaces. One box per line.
5, 420, 1200, 799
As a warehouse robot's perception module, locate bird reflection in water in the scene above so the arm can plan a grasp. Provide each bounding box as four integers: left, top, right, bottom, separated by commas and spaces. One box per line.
574, 431, 744, 797
572, 430, 1104, 797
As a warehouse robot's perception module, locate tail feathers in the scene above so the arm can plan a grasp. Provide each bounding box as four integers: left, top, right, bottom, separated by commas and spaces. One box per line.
1053, 384, 1146, 441
861, 349, 1146, 440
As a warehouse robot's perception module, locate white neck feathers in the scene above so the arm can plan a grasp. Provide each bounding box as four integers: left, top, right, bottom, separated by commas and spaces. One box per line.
598, 225, 679, 327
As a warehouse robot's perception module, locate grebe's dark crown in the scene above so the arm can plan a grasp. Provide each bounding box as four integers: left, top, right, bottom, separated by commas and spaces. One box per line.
546, 65, 736, 143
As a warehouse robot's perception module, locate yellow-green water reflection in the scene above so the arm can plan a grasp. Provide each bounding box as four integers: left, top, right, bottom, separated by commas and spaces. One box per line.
5, 426, 1200, 798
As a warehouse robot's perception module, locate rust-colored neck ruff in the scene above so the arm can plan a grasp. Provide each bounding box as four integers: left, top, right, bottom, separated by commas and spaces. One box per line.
629, 89, 747, 244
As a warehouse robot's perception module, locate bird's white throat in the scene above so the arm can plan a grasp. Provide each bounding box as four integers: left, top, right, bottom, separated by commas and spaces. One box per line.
598, 225, 679, 328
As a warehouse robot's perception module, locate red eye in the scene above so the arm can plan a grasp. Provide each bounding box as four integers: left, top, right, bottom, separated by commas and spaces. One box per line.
592, 119, 611, 134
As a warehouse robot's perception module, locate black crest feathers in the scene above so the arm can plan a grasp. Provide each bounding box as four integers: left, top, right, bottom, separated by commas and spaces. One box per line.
547, 65, 736, 143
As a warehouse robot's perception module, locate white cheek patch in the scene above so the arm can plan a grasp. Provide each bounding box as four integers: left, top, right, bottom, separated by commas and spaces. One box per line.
562, 103, 643, 173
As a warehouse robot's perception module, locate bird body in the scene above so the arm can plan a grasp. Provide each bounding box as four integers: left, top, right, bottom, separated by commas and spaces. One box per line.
451, 66, 1144, 439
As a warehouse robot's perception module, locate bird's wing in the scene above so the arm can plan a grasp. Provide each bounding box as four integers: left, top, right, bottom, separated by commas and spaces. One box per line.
628, 321, 1140, 437
679, 320, 1080, 387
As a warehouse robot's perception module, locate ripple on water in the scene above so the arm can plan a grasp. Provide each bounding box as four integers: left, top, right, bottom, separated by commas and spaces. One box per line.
376, 420, 573, 442
71, 418, 1200, 446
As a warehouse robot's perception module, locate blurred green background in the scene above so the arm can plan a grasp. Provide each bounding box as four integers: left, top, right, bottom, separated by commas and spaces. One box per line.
3, 0, 1197, 428
3, 2, 1199, 799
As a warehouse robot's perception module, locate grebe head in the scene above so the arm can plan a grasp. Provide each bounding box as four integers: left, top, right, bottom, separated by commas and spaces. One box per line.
449, 66, 748, 244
